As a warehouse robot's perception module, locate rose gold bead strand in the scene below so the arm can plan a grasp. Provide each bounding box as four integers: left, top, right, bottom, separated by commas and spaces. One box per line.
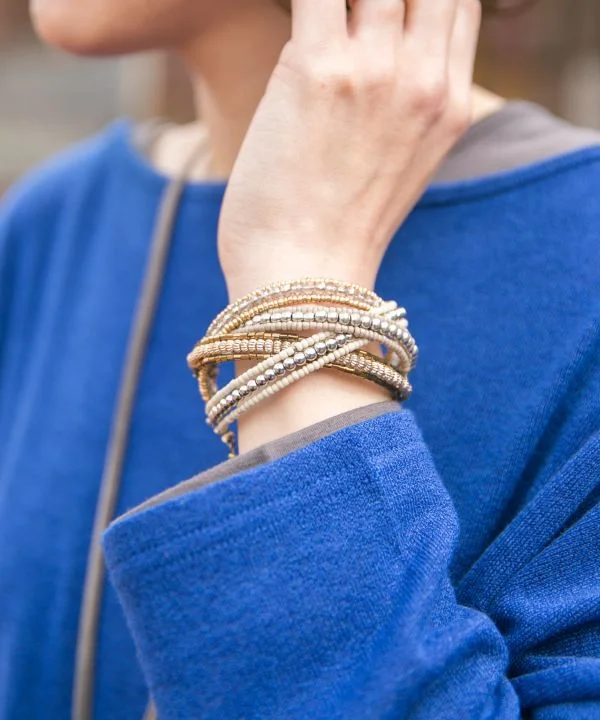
205, 332, 334, 418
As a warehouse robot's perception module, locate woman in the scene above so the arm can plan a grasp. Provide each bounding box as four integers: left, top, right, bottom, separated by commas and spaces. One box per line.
1, 0, 599, 717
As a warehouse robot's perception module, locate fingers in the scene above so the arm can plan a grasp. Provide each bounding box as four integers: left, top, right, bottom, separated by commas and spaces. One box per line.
405, 0, 460, 58
290, 0, 349, 48
419, 0, 481, 155
447, 0, 481, 107
350, 0, 405, 46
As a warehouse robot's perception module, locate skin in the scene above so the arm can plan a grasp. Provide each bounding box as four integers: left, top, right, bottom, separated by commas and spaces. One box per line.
31, 0, 503, 453
30, 0, 502, 179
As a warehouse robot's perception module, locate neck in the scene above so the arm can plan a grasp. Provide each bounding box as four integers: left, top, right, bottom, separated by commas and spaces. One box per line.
175, 2, 290, 179
159, 5, 505, 180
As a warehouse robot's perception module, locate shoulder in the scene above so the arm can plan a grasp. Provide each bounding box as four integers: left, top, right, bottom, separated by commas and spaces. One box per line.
0, 121, 128, 237
429, 105, 600, 229
437, 101, 600, 185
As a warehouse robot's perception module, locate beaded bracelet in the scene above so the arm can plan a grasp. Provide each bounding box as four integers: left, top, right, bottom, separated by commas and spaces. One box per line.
189, 334, 411, 400
194, 283, 417, 399
188, 278, 418, 456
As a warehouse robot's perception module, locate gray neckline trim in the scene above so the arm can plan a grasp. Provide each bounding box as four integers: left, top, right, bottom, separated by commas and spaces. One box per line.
132, 101, 600, 187
436, 100, 600, 183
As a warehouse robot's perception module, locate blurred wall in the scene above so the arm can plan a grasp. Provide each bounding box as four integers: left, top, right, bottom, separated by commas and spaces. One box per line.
1, 0, 599, 190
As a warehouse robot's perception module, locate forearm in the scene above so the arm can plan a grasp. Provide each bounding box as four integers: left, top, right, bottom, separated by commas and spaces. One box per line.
236, 364, 390, 452
226, 255, 388, 453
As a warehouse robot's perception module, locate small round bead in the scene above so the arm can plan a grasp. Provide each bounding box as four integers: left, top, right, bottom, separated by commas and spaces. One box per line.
265, 369, 276, 381
380, 320, 390, 332
273, 363, 285, 376
294, 352, 306, 366
351, 313, 362, 325
226, 395, 234, 405
303, 312, 315, 322
239, 385, 249, 397
283, 357, 296, 371
327, 311, 338, 323
255, 375, 266, 387
271, 312, 282, 322
361, 315, 372, 329
336, 334, 347, 346
292, 312, 304, 322
247, 380, 257, 392
304, 347, 318, 361
371, 318, 381, 330
315, 341, 328, 356
388, 324, 398, 338
231, 390, 241, 401
326, 338, 338, 351
339, 312, 351, 325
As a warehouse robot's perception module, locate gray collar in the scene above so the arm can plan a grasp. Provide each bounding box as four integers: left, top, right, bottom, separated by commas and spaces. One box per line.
133, 101, 600, 187
435, 100, 600, 183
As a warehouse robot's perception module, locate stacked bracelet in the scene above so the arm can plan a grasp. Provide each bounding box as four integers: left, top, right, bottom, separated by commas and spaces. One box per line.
188, 278, 418, 456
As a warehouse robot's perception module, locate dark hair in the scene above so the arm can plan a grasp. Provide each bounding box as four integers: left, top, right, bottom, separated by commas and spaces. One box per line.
482, 0, 539, 15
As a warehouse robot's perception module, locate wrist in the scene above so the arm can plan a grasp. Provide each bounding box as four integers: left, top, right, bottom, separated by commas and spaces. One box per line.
236, 367, 390, 454
224, 258, 378, 303
190, 276, 415, 456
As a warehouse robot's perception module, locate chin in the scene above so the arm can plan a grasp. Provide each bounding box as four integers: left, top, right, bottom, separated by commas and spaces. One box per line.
31, 3, 116, 55
30, 0, 185, 57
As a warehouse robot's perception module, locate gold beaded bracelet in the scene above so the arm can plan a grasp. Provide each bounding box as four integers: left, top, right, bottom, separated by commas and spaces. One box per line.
188, 278, 418, 456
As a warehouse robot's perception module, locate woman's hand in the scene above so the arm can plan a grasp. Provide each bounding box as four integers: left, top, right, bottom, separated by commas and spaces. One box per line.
217, 0, 481, 452
219, 0, 481, 300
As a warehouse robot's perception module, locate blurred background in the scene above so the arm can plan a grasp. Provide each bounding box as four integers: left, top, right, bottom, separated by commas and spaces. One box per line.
1, 0, 599, 193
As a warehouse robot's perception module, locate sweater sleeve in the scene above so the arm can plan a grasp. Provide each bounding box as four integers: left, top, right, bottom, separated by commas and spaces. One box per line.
0, 204, 12, 368
0, 204, 16, 441
103, 409, 600, 720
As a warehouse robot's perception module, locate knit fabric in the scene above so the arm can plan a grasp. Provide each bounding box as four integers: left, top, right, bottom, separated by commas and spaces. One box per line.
1, 119, 599, 718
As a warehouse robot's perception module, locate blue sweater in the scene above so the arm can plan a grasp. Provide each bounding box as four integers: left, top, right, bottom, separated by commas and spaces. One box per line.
1, 120, 600, 719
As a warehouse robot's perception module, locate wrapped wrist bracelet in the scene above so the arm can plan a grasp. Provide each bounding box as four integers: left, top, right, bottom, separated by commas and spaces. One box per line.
187, 278, 418, 457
